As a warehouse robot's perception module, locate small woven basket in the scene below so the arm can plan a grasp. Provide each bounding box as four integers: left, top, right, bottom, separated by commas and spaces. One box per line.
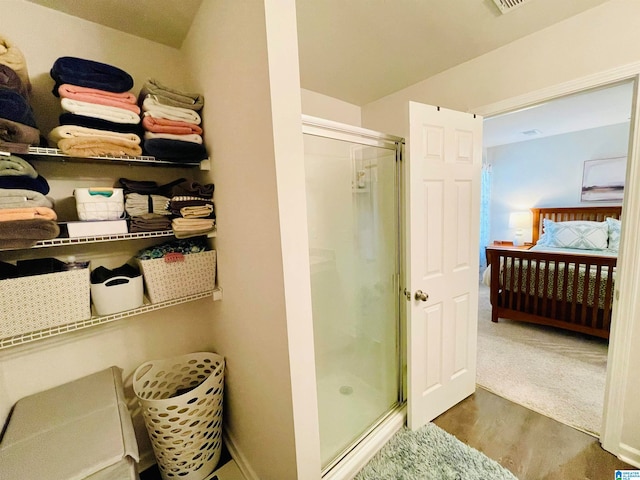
133, 352, 225, 480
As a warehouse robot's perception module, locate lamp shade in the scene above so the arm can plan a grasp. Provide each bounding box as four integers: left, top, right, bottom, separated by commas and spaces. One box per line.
509, 211, 531, 230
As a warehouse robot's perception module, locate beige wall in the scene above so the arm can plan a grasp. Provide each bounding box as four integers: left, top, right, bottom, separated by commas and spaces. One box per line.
301, 88, 362, 126
361, 0, 640, 466
182, 0, 318, 478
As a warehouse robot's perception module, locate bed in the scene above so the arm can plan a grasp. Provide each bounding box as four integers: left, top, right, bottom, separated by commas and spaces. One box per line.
484, 206, 622, 339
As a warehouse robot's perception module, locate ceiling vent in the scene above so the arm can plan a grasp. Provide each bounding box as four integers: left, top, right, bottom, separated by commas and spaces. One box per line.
491, 0, 534, 14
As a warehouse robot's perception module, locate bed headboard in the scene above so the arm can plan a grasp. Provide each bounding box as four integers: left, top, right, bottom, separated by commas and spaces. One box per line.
531, 206, 623, 245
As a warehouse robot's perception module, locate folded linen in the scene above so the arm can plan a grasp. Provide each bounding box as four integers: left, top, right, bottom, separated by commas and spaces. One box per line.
0, 36, 31, 95
50, 56, 133, 96
59, 113, 143, 135
57, 137, 142, 158
143, 131, 202, 144
0, 64, 28, 98
0, 175, 49, 195
0, 206, 56, 221
169, 198, 215, 217
0, 188, 52, 209
48, 125, 141, 145
60, 98, 141, 125
171, 217, 215, 239
141, 115, 203, 135
0, 117, 40, 145
0, 87, 37, 127
129, 213, 172, 233
141, 97, 201, 124
0, 154, 37, 178
139, 78, 204, 111
58, 84, 140, 114
170, 181, 214, 199
180, 204, 214, 219
143, 138, 207, 162
118, 177, 186, 196
0, 218, 60, 249
125, 193, 170, 216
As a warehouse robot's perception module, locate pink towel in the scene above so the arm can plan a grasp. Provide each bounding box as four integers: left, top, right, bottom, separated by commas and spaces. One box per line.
58, 84, 140, 115
142, 115, 203, 135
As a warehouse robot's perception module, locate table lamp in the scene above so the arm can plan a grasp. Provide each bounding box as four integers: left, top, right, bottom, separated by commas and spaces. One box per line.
509, 211, 531, 246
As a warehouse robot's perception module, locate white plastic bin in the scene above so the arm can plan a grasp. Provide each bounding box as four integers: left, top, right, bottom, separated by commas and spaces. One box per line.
133, 352, 225, 480
91, 275, 143, 315
74, 188, 125, 221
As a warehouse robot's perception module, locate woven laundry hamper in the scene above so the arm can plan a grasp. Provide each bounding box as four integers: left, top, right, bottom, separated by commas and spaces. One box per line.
133, 352, 225, 480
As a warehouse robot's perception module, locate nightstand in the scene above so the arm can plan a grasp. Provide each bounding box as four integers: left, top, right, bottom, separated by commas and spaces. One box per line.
485, 241, 533, 265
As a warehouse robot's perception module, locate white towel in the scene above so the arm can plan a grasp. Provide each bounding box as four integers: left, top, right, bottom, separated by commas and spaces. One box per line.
60, 98, 140, 124
143, 131, 202, 144
142, 96, 201, 125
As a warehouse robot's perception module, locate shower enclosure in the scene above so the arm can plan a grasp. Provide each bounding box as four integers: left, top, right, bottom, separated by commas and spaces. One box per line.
302, 116, 403, 473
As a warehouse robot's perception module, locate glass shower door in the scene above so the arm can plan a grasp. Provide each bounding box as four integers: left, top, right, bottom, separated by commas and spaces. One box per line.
303, 129, 400, 469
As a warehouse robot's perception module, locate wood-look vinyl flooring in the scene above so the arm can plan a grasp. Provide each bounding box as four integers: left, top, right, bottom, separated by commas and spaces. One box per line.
433, 386, 633, 480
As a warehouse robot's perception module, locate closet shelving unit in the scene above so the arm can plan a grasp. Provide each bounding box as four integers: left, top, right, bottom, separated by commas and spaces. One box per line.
0, 148, 220, 351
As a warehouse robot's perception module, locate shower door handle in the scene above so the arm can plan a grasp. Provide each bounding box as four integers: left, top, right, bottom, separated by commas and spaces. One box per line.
414, 290, 429, 302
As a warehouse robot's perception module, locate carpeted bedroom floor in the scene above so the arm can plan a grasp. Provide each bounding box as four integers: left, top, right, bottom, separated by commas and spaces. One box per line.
476, 282, 609, 436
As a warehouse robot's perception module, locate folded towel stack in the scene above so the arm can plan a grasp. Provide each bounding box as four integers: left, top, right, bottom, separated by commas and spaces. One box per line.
0, 36, 40, 146
0, 154, 59, 249
138, 78, 207, 163
167, 179, 215, 239
119, 177, 177, 233
48, 57, 142, 157
118, 177, 215, 237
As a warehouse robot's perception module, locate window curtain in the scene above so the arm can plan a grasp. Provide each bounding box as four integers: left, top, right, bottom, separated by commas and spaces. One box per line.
479, 163, 492, 270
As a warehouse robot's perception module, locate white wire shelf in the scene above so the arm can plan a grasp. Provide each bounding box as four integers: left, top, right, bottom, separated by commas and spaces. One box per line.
24, 146, 209, 169
0, 287, 223, 350
0, 229, 217, 251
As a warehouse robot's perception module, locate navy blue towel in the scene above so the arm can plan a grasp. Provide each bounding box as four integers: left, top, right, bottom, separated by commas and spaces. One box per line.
59, 113, 143, 136
0, 174, 50, 195
0, 87, 37, 127
143, 138, 208, 163
50, 56, 134, 96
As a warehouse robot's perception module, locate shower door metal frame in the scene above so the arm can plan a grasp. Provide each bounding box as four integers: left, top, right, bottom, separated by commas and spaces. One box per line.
302, 115, 406, 474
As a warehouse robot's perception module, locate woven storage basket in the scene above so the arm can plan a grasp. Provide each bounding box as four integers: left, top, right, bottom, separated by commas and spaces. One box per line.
137, 250, 216, 304
0, 268, 91, 337
133, 352, 225, 480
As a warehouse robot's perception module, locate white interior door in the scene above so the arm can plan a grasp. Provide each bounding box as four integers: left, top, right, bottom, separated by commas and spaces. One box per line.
407, 101, 482, 429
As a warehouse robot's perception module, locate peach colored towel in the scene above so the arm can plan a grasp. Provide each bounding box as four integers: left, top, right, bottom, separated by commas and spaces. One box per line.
0, 206, 57, 221
58, 137, 142, 157
58, 84, 140, 114
49, 124, 141, 146
142, 115, 203, 135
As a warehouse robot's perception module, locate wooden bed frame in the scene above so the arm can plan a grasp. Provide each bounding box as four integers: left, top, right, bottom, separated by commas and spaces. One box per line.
486, 206, 622, 339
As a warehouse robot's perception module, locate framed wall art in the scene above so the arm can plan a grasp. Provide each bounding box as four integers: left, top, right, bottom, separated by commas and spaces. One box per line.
581, 156, 626, 202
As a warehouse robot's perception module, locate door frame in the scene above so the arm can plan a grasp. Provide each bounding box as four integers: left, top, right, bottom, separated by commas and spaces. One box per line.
474, 64, 640, 466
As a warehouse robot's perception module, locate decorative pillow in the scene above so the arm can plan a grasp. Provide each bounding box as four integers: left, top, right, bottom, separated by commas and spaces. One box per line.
606, 217, 621, 252
536, 218, 553, 245
544, 220, 609, 250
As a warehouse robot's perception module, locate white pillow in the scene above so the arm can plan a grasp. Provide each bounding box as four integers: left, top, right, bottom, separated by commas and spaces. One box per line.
606, 217, 621, 252
543, 220, 609, 250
